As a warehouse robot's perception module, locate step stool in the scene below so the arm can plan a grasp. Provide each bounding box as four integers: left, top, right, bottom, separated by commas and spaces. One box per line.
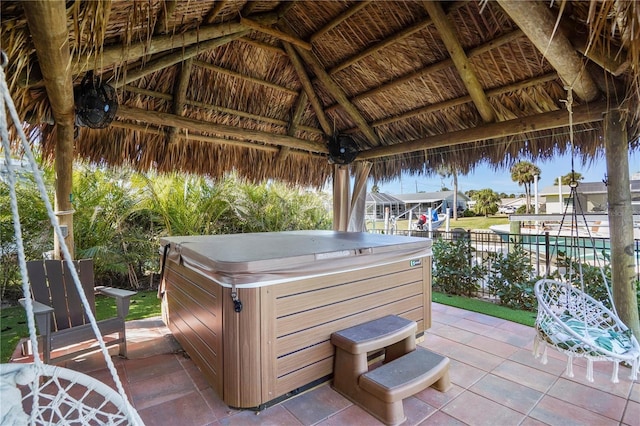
331, 315, 451, 425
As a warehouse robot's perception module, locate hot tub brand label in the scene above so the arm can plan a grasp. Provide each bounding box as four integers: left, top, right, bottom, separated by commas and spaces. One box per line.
409, 259, 422, 267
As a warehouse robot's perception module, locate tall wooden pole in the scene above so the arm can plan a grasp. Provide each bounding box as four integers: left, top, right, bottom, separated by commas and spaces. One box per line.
23, 0, 75, 259
604, 109, 640, 340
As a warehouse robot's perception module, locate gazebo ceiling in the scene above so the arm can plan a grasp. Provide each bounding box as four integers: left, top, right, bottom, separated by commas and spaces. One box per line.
2, 0, 638, 187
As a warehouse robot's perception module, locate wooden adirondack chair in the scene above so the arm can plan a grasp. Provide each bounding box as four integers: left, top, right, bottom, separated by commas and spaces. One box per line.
20, 259, 136, 364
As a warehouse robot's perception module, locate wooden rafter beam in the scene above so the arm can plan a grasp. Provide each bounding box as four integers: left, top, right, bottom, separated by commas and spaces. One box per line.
326, 28, 524, 114
277, 91, 308, 163
116, 105, 327, 153
309, 1, 372, 43
241, 18, 312, 50
282, 42, 333, 136
167, 58, 192, 144
123, 85, 324, 135
205, 0, 229, 24
359, 72, 558, 131
423, 1, 495, 123
239, 37, 286, 55
193, 60, 298, 96
113, 31, 248, 88
359, 100, 607, 160
240, 1, 260, 17
19, 11, 280, 88
497, 0, 599, 102
154, 0, 177, 34
293, 44, 380, 146
328, 1, 466, 75
111, 121, 325, 160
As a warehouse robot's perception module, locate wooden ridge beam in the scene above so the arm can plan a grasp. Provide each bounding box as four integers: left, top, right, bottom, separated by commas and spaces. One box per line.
423, 1, 495, 123
241, 18, 312, 50
326, 28, 524, 114
113, 31, 248, 88
282, 42, 333, 135
310, 1, 372, 43
19, 11, 280, 88
497, 0, 599, 102
358, 100, 607, 160
293, 43, 380, 146
115, 105, 327, 153
193, 60, 298, 96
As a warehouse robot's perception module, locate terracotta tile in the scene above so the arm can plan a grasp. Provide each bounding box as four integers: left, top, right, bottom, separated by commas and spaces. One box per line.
414, 383, 464, 409
491, 360, 558, 393
184, 362, 213, 391
464, 311, 508, 327
454, 318, 496, 336
417, 410, 467, 425
630, 382, 640, 403
218, 405, 303, 426
488, 329, 535, 348
314, 404, 382, 426
470, 374, 543, 414
429, 323, 477, 344
436, 340, 504, 372
547, 378, 627, 421
508, 347, 568, 376
447, 359, 487, 389
430, 312, 465, 326
496, 320, 535, 335
124, 353, 183, 383
563, 363, 635, 398
137, 390, 215, 426
441, 390, 525, 425
518, 417, 549, 426
401, 396, 437, 425
622, 399, 640, 426
129, 368, 197, 410
466, 334, 520, 359
200, 387, 241, 420
282, 384, 351, 425
529, 395, 619, 426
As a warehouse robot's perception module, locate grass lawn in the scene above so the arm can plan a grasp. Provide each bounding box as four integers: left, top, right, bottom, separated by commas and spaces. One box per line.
433, 291, 537, 327
367, 215, 509, 231
0, 290, 160, 363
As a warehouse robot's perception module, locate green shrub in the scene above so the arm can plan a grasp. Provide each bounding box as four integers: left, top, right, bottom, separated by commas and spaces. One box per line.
462, 209, 476, 217
485, 243, 539, 311
432, 238, 486, 297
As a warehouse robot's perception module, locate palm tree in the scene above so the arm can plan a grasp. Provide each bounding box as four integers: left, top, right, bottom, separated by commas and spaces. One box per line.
510, 161, 541, 213
472, 189, 500, 217
554, 172, 584, 185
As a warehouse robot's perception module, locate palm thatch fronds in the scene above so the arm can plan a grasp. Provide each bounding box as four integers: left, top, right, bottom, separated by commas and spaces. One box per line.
1, 0, 638, 187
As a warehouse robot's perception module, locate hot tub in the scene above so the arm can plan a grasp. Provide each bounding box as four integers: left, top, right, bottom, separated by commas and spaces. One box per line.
159, 230, 432, 408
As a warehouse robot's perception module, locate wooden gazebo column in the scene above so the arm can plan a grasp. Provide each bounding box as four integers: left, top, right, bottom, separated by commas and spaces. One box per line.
604, 108, 640, 340
23, 0, 75, 259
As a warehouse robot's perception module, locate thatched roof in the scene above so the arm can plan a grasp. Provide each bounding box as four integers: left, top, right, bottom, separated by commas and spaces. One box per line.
2, 0, 639, 188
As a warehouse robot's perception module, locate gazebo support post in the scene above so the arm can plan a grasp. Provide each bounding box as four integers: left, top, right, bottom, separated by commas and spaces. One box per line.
604, 108, 640, 340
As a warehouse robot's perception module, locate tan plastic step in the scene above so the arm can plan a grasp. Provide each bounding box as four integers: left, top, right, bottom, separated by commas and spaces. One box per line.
360, 346, 451, 402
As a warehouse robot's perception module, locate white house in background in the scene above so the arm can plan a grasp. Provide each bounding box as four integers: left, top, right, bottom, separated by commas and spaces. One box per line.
393, 191, 470, 216
365, 191, 470, 220
540, 180, 640, 214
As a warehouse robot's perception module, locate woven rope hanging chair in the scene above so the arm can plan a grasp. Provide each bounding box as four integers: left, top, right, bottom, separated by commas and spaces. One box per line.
0, 52, 144, 425
532, 88, 640, 383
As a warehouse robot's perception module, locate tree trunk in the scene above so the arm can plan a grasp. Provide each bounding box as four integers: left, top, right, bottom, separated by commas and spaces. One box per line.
604, 109, 640, 341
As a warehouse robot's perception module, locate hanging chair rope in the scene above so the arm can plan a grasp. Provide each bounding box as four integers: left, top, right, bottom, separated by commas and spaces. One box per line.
533, 86, 640, 383
0, 51, 143, 425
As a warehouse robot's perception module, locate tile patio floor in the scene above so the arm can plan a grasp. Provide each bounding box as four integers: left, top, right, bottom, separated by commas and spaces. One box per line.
13, 303, 639, 425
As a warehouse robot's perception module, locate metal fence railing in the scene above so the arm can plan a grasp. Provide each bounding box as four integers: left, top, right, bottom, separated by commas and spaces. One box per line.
369, 228, 640, 284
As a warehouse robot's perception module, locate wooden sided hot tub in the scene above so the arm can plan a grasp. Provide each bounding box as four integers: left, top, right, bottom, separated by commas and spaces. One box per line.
159, 231, 432, 409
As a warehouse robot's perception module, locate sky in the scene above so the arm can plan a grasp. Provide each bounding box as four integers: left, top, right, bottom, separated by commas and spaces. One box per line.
375, 150, 640, 196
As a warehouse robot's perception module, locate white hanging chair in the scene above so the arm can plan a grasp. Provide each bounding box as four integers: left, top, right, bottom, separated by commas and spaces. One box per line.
0, 52, 144, 425
532, 87, 640, 383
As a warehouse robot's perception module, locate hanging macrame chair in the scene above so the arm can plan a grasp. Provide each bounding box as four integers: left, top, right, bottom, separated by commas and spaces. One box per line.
532, 88, 640, 383
0, 52, 144, 425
